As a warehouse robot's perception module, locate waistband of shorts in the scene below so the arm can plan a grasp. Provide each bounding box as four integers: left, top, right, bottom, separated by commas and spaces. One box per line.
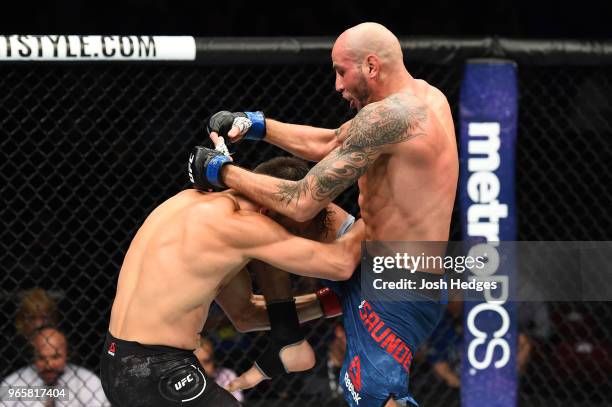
105, 331, 196, 357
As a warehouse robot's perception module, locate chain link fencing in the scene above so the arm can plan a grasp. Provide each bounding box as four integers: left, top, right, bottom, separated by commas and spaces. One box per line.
1, 42, 612, 406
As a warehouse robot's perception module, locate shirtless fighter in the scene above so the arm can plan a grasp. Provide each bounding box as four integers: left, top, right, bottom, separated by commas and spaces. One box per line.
100, 158, 364, 407
190, 22, 458, 406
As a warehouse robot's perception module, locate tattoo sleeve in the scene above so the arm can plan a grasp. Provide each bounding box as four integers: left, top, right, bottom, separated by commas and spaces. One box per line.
275, 95, 428, 206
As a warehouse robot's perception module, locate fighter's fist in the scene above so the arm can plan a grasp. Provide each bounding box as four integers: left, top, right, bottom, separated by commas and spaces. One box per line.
207, 111, 266, 143
188, 146, 232, 191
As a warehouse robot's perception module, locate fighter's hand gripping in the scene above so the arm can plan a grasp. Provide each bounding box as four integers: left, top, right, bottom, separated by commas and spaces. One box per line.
187, 146, 232, 191
207, 110, 266, 144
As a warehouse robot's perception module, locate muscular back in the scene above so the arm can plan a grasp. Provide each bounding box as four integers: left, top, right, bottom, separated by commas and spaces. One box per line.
108, 189, 361, 350
109, 190, 249, 350
358, 81, 458, 241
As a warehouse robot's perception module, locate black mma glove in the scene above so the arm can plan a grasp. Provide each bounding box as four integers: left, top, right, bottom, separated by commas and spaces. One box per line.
187, 146, 232, 191
207, 111, 266, 141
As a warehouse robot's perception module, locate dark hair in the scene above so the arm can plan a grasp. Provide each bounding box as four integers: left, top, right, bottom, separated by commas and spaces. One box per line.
254, 156, 330, 236
254, 156, 310, 180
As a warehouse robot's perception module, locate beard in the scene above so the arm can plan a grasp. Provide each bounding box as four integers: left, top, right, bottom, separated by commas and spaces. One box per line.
351, 73, 371, 111
40, 367, 64, 385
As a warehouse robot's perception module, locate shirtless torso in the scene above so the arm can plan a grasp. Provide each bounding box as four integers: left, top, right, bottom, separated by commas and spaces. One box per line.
108, 189, 362, 350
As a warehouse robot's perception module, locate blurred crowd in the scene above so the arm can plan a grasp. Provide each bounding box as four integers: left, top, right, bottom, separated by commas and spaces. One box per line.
3, 284, 611, 406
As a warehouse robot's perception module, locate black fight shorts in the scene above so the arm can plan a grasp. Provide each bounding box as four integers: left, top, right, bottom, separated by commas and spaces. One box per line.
100, 332, 241, 406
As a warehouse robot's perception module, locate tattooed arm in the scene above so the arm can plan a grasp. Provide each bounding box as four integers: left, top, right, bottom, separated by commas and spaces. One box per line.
221, 95, 427, 221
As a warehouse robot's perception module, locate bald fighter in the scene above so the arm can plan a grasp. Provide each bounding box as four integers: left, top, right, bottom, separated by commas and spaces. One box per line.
191, 22, 458, 406
100, 168, 364, 407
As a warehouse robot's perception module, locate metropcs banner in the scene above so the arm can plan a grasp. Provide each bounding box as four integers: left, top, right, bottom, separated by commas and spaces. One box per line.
459, 60, 518, 407
0, 35, 195, 61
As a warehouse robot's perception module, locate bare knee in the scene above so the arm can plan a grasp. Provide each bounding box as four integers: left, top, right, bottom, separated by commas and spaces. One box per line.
384, 398, 400, 407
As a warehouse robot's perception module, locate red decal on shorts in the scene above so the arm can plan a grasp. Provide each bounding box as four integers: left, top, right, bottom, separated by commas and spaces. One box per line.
108, 342, 116, 356
358, 300, 413, 373
348, 356, 361, 392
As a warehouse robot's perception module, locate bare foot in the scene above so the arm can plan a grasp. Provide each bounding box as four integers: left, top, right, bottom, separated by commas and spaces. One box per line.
228, 340, 315, 391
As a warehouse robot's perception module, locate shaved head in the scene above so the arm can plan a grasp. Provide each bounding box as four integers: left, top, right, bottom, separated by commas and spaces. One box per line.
331, 22, 409, 110
336, 22, 403, 67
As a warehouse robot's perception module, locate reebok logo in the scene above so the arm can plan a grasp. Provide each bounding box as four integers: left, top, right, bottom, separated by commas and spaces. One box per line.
348, 356, 361, 392
344, 356, 362, 405
107, 342, 116, 356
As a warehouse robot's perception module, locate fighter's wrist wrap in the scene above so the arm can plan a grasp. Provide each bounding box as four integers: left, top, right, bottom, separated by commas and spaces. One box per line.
243, 111, 266, 140
205, 155, 231, 188
316, 287, 342, 318
254, 299, 304, 379
188, 146, 232, 191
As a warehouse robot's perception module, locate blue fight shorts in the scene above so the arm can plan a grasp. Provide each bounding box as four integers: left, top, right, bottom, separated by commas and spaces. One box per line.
323, 269, 444, 407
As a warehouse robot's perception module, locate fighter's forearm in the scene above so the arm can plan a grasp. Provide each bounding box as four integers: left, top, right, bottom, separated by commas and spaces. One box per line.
296, 293, 325, 321
239, 294, 323, 333
264, 119, 340, 162
222, 165, 323, 222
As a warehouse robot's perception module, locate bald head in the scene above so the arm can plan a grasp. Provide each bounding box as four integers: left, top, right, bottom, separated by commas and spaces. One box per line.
335, 22, 403, 68
332, 22, 409, 110
32, 327, 67, 351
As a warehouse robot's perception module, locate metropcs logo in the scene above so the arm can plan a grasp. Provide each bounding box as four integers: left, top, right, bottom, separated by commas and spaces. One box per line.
465, 122, 511, 371
344, 356, 362, 404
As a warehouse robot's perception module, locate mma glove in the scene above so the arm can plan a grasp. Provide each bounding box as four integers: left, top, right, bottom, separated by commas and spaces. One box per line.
255, 292, 342, 379
188, 146, 232, 191
207, 111, 266, 141
316, 287, 342, 318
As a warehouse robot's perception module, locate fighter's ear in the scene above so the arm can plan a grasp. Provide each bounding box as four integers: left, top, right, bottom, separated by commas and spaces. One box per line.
365, 54, 380, 77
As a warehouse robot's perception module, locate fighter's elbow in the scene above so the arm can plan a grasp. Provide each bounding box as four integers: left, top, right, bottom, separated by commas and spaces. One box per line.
291, 201, 321, 223
342, 260, 357, 280
300, 136, 336, 161
232, 316, 251, 333
300, 148, 326, 162
329, 259, 355, 281
231, 307, 263, 333
234, 317, 266, 333
308, 146, 333, 162
328, 269, 352, 282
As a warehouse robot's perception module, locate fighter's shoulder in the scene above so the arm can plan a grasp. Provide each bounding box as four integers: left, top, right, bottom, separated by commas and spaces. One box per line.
227, 210, 290, 248
351, 94, 425, 132
186, 192, 240, 231
190, 192, 239, 214
380, 91, 429, 123
413, 79, 450, 112
232, 209, 283, 231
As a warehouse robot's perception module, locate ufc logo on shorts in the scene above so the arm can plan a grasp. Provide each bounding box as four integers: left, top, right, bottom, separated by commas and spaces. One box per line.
174, 373, 193, 391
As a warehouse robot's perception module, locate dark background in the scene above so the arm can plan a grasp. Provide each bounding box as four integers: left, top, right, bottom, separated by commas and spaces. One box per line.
2, 2, 612, 406
1, 0, 611, 38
